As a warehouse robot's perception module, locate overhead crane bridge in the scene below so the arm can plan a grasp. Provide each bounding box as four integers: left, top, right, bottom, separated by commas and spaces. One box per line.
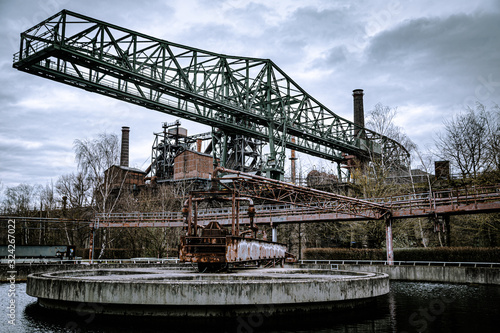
13, 9, 409, 181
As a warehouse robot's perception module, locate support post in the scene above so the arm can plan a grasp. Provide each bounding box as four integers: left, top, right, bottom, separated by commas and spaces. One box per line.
298, 222, 302, 261
236, 200, 240, 236
187, 195, 192, 236
291, 136, 297, 184
272, 224, 278, 243
444, 215, 451, 247
193, 201, 198, 236
89, 222, 97, 264
385, 217, 394, 265
231, 192, 236, 236
89, 224, 94, 263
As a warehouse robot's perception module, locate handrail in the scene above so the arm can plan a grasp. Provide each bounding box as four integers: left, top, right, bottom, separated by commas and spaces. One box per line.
298, 259, 500, 268
0, 258, 181, 265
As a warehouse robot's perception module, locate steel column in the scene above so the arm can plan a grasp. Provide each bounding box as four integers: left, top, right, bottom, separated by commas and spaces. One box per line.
385, 217, 394, 265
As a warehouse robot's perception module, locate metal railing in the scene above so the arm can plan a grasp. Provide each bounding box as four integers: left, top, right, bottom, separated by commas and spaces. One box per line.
93, 184, 500, 224
299, 259, 500, 268
0, 257, 182, 265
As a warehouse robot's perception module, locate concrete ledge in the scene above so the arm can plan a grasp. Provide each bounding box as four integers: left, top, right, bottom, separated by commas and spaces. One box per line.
333, 264, 500, 285
0, 263, 187, 282
27, 268, 389, 317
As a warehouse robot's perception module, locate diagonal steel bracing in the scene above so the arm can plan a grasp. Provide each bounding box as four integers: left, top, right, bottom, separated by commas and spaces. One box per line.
212, 167, 391, 220
13, 9, 409, 180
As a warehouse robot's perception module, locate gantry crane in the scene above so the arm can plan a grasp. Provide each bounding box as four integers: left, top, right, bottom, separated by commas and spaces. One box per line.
13, 9, 409, 181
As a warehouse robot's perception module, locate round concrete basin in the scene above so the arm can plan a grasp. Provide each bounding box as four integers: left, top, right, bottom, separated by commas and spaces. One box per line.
27, 267, 389, 317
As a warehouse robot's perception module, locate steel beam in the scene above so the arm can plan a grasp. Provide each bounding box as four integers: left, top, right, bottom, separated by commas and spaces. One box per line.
12, 9, 409, 180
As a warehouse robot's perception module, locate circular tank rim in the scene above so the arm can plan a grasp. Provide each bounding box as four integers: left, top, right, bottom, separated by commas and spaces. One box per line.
27, 267, 390, 317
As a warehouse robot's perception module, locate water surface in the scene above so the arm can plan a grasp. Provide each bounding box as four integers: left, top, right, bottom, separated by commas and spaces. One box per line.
1, 281, 499, 332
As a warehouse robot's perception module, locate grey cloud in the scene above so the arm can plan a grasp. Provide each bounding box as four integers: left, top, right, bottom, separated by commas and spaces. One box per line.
2, 1, 500, 188
368, 13, 500, 77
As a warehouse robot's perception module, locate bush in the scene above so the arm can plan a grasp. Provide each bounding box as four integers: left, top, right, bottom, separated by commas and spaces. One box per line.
395, 247, 500, 262
304, 247, 500, 262
303, 248, 385, 261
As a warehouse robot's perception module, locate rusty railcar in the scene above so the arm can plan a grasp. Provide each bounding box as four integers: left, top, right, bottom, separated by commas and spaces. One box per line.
180, 221, 287, 271
179, 194, 289, 272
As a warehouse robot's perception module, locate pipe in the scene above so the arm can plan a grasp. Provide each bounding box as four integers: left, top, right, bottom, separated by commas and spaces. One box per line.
290, 136, 297, 184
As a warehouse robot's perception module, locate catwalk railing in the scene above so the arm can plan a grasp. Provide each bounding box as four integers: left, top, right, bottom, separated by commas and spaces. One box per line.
91, 183, 500, 227
3, 185, 499, 228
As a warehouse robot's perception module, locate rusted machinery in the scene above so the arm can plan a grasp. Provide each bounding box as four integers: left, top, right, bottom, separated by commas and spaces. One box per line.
179, 192, 290, 272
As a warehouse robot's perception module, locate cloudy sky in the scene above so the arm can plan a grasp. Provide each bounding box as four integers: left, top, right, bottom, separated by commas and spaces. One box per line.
1, 0, 499, 191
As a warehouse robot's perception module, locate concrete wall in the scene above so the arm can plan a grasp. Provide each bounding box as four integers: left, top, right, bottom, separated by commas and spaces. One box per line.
5, 262, 499, 285
27, 268, 390, 317
0, 263, 186, 282
335, 264, 500, 285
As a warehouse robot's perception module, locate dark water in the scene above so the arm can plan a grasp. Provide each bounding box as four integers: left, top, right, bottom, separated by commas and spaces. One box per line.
1, 281, 500, 332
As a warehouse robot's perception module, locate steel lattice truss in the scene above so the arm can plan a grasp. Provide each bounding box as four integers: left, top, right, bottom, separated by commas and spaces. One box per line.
13, 10, 409, 179
212, 168, 390, 220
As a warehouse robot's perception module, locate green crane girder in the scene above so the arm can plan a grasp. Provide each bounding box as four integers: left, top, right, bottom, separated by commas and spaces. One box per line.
12, 10, 409, 179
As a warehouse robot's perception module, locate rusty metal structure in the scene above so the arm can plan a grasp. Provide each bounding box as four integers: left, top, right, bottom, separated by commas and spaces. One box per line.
177, 167, 389, 270
4, 179, 500, 266
90, 172, 500, 265
148, 120, 214, 182
92, 184, 500, 227
179, 190, 288, 271
213, 167, 390, 220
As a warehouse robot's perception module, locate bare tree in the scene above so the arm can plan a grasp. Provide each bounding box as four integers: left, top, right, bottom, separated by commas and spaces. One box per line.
366, 103, 416, 154
487, 104, 500, 171
73, 132, 121, 259
1, 183, 39, 215
74, 133, 120, 207
39, 181, 57, 215
348, 103, 416, 250
56, 172, 91, 209
354, 103, 416, 198
434, 104, 492, 178
366, 103, 399, 139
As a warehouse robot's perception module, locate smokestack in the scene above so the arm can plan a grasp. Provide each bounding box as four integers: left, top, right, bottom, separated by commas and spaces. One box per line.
353, 89, 364, 137
290, 136, 297, 184
196, 139, 202, 152
120, 126, 130, 167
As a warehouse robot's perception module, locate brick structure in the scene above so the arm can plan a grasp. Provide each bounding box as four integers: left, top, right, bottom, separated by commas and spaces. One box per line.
173, 150, 214, 180
105, 165, 146, 191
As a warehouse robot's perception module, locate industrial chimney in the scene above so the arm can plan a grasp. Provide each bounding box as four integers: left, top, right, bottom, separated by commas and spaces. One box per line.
352, 89, 364, 137
120, 126, 130, 168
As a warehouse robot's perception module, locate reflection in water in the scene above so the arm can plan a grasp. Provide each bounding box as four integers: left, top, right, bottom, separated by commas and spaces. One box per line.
387, 290, 398, 333
1, 281, 499, 332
